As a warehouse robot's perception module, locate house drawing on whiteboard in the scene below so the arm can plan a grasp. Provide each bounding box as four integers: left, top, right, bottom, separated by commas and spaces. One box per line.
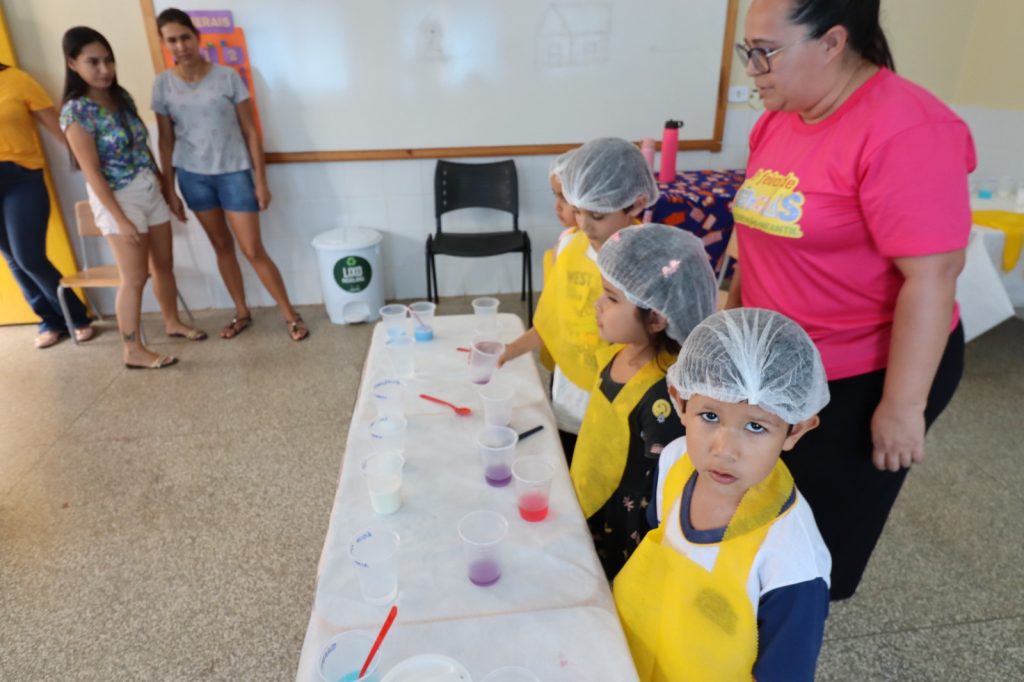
537, 3, 610, 68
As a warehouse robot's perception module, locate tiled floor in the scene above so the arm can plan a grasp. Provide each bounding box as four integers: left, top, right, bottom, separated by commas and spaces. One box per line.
1, 299, 1021, 680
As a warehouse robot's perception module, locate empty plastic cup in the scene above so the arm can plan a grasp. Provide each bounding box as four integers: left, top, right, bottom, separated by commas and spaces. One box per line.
472, 297, 500, 334
408, 301, 436, 342
512, 457, 555, 522
477, 425, 518, 487
362, 453, 405, 515
481, 667, 541, 682
370, 378, 406, 418
457, 510, 508, 587
479, 382, 514, 427
385, 334, 415, 379
369, 415, 407, 453
319, 630, 382, 682
469, 336, 505, 385
349, 528, 399, 605
379, 304, 408, 339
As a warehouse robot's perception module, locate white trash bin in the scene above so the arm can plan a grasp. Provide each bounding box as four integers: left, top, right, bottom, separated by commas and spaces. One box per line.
312, 227, 384, 324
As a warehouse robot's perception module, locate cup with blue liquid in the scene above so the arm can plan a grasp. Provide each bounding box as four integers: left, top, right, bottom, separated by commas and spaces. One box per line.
408, 301, 436, 341
379, 304, 408, 339
318, 630, 382, 682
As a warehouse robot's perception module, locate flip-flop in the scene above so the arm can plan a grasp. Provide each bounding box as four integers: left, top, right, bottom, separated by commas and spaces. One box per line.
125, 355, 179, 370
168, 328, 208, 341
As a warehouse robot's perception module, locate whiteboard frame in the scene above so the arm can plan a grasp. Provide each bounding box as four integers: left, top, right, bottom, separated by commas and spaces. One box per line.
141, 0, 739, 163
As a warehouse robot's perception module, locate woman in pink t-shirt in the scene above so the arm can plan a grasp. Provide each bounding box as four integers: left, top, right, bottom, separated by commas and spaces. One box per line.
729, 0, 974, 600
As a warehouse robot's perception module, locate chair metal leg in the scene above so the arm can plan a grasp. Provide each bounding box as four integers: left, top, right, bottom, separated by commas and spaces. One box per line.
526, 248, 534, 323
521, 249, 527, 301
56, 285, 78, 345
176, 291, 195, 325
430, 253, 440, 304
425, 247, 433, 302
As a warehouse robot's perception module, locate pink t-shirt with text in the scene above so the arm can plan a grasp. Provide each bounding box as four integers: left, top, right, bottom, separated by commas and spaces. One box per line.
733, 68, 976, 380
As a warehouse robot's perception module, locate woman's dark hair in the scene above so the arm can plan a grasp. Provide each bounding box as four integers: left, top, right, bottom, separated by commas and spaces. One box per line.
156, 8, 200, 37
788, 0, 895, 71
61, 27, 142, 166
637, 308, 680, 371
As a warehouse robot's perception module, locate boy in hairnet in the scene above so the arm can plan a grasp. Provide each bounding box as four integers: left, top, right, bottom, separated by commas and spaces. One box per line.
614, 308, 832, 682
502, 138, 659, 464
571, 224, 716, 580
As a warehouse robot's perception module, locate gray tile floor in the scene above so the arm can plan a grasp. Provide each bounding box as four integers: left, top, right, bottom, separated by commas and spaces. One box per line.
1, 298, 1021, 681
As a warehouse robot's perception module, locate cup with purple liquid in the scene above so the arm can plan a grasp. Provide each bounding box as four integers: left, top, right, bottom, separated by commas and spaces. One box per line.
469, 336, 505, 385
458, 510, 508, 587
477, 426, 518, 487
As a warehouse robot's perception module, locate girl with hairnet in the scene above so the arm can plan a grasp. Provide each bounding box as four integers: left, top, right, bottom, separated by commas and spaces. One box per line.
614, 308, 832, 682
570, 224, 716, 580
502, 138, 658, 464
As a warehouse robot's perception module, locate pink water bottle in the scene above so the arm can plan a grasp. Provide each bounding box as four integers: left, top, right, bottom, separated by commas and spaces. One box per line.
658, 120, 683, 183
640, 138, 656, 172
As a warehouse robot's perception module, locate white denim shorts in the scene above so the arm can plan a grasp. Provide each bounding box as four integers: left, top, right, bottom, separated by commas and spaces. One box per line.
87, 169, 171, 237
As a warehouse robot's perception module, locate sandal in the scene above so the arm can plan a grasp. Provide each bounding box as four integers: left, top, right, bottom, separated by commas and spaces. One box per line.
168, 327, 208, 341
35, 330, 65, 349
221, 315, 252, 339
286, 315, 309, 342
125, 355, 178, 370
74, 325, 96, 343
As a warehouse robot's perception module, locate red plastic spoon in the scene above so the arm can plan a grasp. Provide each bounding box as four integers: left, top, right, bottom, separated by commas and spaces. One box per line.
360, 605, 398, 678
419, 393, 473, 416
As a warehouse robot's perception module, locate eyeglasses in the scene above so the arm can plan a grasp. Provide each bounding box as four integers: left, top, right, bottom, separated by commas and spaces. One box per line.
734, 42, 797, 76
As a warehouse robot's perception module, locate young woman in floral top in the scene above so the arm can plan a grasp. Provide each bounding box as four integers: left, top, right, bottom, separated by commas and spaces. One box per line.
60, 26, 205, 369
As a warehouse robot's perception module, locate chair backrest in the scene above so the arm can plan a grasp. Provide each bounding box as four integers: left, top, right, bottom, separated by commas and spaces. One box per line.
434, 159, 518, 233
75, 200, 103, 237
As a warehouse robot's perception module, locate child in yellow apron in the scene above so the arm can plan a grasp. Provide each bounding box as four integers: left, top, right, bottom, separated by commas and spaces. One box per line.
614, 308, 833, 681
502, 138, 658, 463
539, 150, 580, 373
570, 224, 717, 580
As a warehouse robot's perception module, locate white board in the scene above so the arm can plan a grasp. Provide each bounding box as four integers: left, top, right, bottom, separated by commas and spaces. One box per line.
151, 0, 734, 154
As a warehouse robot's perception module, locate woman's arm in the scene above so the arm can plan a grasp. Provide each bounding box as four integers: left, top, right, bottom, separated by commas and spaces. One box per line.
871, 249, 965, 471
235, 100, 270, 210
64, 123, 141, 246
155, 113, 186, 221
724, 266, 742, 309
30, 107, 67, 147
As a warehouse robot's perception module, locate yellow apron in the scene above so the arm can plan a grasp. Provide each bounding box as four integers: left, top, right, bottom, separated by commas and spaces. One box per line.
972, 210, 1024, 271
613, 454, 795, 681
533, 230, 609, 390
538, 246, 557, 372
570, 346, 667, 519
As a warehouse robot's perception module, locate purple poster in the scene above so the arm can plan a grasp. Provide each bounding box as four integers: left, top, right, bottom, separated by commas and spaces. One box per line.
186, 10, 234, 33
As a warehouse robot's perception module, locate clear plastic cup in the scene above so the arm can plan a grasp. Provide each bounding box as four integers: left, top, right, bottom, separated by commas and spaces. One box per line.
472, 297, 500, 334
997, 176, 1017, 199
457, 510, 508, 587
512, 457, 555, 522
477, 425, 518, 487
479, 382, 514, 427
385, 334, 415, 379
369, 415, 407, 454
408, 301, 436, 342
379, 304, 408, 339
370, 377, 406, 418
362, 453, 405, 515
978, 177, 996, 199
348, 528, 399, 605
319, 630, 382, 682
469, 336, 505, 385
481, 667, 541, 682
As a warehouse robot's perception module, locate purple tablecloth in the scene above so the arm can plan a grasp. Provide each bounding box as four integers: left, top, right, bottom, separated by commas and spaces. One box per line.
648, 169, 745, 274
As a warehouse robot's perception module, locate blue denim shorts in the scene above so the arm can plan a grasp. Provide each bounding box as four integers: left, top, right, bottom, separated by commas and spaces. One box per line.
176, 168, 259, 213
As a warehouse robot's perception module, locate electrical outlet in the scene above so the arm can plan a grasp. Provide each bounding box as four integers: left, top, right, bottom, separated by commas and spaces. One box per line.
748, 87, 764, 110
728, 85, 750, 103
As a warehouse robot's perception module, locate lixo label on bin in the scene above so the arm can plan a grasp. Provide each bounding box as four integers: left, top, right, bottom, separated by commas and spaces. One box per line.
334, 255, 372, 293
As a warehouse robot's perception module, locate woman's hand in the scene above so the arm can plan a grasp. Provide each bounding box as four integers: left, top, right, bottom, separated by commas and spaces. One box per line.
166, 192, 187, 222
116, 217, 142, 247
255, 180, 272, 211
870, 398, 926, 471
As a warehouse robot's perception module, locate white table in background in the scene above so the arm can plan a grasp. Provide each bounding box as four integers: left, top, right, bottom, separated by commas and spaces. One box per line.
295, 314, 639, 681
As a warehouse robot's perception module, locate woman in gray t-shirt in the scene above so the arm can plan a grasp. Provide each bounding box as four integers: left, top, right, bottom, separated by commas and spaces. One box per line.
152, 8, 307, 341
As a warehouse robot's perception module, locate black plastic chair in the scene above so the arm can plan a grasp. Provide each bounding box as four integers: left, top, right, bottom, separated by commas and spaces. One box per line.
426, 160, 533, 321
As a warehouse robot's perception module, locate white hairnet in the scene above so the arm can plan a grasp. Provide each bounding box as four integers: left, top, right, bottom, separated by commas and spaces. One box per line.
561, 137, 659, 213
549, 149, 575, 180
667, 308, 830, 424
598, 224, 717, 345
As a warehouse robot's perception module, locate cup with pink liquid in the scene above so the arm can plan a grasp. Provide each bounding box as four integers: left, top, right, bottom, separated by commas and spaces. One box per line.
469, 335, 505, 385
457, 510, 508, 587
512, 457, 554, 522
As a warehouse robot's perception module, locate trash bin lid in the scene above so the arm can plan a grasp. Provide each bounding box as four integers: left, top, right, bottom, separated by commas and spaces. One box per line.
311, 226, 382, 250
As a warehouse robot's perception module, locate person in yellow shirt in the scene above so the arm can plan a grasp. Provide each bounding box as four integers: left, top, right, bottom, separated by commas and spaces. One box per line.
0, 63, 93, 348
614, 308, 832, 681
501, 138, 658, 463
571, 224, 717, 580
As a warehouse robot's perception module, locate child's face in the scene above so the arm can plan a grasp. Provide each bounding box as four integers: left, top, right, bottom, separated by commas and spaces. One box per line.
550, 175, 576, 229
594, 276, 648, 345
677, 391, 818, 502
574, 198, 644, 250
